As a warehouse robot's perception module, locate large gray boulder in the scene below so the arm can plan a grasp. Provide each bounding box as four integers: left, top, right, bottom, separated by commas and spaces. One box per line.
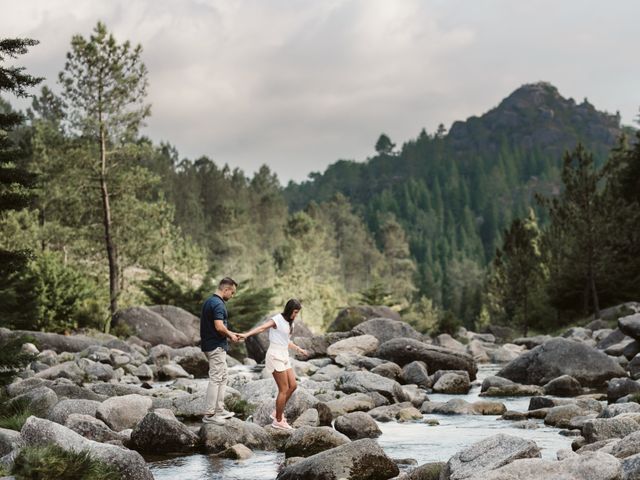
34, 361, 85, 384
174, 346, 209, 377
20, 416, 153, 479
96, 394, 153, 432
113, 306, 191, 347
78, 358, 115, 382
276, 438, 399, 480
0, 428, 20, 456
328, 307, 402, 333
334, 412, 381, 440
583, 417, 640, 443
130, 409, 199, 453
199, 417, 271, 452
443, 434, 541, 479
2, 329, 96, 353
148, 305, 200, 345
542, 375, 583, 397
608, 377, 640, 403
64, 414, 126, 444
400, 361, 431, 387
327, 335, 379, 358
8, 386, 58, 418
245, 316, 313, 363
337, 371, 407, 403
477, 451, 621, 480
619, 314, 640, 341
47, 399, 101, 425
325, 393, 376, 418
497, 338, 626, 387
378, 338, 477, 381
352, 318, 423, 344
283, 426, 350, 458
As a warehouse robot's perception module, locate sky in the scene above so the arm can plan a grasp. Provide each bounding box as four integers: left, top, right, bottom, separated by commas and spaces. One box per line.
2, 0, 640, 183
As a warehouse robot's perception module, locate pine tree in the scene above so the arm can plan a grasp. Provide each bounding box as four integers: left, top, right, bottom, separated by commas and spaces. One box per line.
59, 22, 150, 323
0, 38, 42, 316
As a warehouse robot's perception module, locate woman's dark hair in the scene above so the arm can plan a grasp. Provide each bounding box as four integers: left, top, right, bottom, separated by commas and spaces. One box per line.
282, 299, 302, 330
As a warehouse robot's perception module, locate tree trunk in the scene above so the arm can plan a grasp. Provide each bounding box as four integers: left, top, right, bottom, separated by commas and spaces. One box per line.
589, 265, 600, 319
99, 125, 119, 329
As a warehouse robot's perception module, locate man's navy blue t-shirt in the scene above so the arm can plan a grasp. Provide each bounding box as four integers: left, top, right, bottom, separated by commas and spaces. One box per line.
200, 294, 229, 352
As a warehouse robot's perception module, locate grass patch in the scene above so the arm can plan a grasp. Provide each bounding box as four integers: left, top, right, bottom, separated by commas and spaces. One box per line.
224, 397, 255, 420
0, 397, 35, 431
12, 444, 121, 480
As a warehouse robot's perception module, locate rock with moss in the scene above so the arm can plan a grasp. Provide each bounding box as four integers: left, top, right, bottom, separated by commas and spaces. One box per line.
283, 426, 350, 458
130, 409, 199, 453
199, 418, 271, 453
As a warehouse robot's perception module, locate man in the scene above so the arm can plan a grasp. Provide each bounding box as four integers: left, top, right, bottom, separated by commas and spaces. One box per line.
201, 277, 239, 424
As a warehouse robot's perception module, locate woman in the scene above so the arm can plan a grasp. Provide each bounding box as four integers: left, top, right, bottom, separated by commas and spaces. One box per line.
239, 299, 308, 430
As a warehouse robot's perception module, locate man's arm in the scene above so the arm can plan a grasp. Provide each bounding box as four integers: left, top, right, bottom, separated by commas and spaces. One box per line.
214, 319, 239, 342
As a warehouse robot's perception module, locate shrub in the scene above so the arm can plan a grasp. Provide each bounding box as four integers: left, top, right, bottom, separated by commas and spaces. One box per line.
0, 397, 35, 431
0, 335, 36, 386
11, 444, 121, 480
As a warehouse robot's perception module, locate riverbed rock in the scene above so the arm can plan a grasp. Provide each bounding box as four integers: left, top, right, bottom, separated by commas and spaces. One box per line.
0, 428, 20, 456
371, 362, 403, 381
352, 317, 424, 345
326, 393, 376, 418
3, 330, 97, 353
368, 402, 422, 422
293, 335, 328, 359
276, 438, 399, 480
608, 377, 640, 403
337, 371, 407, 402
334, 412, 382, 439
477, 451, 621, 480
147, 305, 200, 345
421, 399, 506, 416
199, 417, 271, 452
47, 399, 101, 424
283, 426, 350, 458
292, 408, 320, 428
78, 358, 115, 382
600, 403, 640, 419
64, 414, 125, 443
20, 416, 153, 479
174, 347, 209, 377
159, 363, 192, 380
400, 361, 431, 387
216, 443, 254, 460
96, 394, 153, 432
432, 372, 471, 394
34, 360, 85, 384
497, 338, 626, 388
113, 306, 192, 347
609, 431, 640, 458
130, 409, 199, 453
327, 334, 379, 358
8, 386, 58, 418
443, 434, 541, 479
512, 335, 552, 350
542, 375, 583, 397
334, 352, 385, 370
329, 306, 402, 333
583, 417, 640, 443
378, 338, 477, 381
619, 314, 640, 341
544, 404, 591, 428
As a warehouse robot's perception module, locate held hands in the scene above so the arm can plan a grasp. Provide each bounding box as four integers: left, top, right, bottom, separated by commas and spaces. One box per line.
229, 332, 245, 343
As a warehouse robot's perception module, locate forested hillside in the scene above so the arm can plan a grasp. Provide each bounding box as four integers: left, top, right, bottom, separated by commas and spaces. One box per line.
285, 82, 628, 326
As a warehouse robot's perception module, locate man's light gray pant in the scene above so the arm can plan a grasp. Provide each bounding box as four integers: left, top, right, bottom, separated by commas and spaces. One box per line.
204, 347, 227, 416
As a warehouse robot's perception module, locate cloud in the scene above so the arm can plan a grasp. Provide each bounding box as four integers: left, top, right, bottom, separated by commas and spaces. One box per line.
2, 0, 639, 182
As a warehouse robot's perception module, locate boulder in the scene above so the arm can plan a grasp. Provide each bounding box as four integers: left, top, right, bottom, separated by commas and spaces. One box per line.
326, 393, 376, 418
337, 371, 407, 403
619, 314, 640, 341
400, 361, 431, 387
283, 426, 350, 458
216, 443, 254, 460
20, 416, 153, 479
544, 405, 590, 429
328, 306, 402, 333
159, 363, 191, 380
34, 361, 85, 384
378, 338, 477, 381
628, 355, 640, 380
443, 434, 541, 479
327, 335, 379, 358
174, 347, 209, 377
130, 409, 199, 453
367, 402, 421, 422
4, 330, 97, 353
334, 352, 385, 370
64, 414, 126, 443
113, 306, 191, 347
237, 378, 278, 405
542, 375, 583, 397
293, 408, 320, 428
405, 462, 445, 480
421, 399, 506, 416
583, 417, 640, 443
78, 358, 115, 382
371, 362, 403, 381
608, 377, 640, 403
512, 335, 551, 350
597, 329, 629, 350
497, 338, 626, 387
96, 394, 153, 431
293, 335, 328, 359
276, 438, 399, 480
352, 317, 423, 344
599, 403, 640, 419
147, 305, 200, 344
622, 452, 640, 480
432, 372, 471, 394
334, 412, 382, 439
245, 316, 313, 363
477, 451, 621, 480
610, 431, 640, 458
0, 428, 20, 456
489, 344, 524, 363
47, 399, 101, 425
434, 334, 466, 351
8, 386, 58, 418
199, 417, 271, 452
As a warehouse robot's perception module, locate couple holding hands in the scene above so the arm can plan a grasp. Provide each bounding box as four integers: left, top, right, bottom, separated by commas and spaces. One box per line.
200, 277, 309, 430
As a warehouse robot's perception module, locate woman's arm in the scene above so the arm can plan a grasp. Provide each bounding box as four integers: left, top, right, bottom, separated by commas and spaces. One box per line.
288, 341, 309, 357
240, 319, 276, 338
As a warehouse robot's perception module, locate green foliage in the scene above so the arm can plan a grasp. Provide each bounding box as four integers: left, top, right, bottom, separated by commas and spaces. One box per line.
0, 335, 36, 386
0, 396, 35, 431
375, 133, 396, 155
358, 282, 395, 307
224, 397, 255, 420
436, 311, 463, 335
11, 444, 121, 480
5, 251, 99, 333
402, 296, 441, 334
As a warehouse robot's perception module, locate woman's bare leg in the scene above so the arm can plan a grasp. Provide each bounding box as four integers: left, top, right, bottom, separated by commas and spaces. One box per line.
272, 370, 290, 421
285, 368, 297, 404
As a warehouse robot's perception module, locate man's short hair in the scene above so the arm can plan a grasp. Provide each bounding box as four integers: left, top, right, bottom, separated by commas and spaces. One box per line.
218, 277, 238, 289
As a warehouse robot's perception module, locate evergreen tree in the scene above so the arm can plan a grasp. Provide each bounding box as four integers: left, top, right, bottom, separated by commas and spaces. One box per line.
59, 22, 150, 322
0, 38, 41, 317
375, 133, 395, 155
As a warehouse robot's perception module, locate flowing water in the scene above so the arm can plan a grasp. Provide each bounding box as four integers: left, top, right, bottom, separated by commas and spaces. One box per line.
148, 364, 575, 479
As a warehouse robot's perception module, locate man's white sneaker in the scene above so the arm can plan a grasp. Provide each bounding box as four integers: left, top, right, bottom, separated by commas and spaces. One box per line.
202, 414, 226, 425
217, 409, 235, 419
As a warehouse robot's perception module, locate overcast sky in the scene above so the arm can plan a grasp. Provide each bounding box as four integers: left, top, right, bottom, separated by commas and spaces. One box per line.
3, 0, 639, 183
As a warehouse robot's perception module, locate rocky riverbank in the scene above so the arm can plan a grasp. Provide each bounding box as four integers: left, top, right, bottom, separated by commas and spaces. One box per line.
2, 303, 640, 479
